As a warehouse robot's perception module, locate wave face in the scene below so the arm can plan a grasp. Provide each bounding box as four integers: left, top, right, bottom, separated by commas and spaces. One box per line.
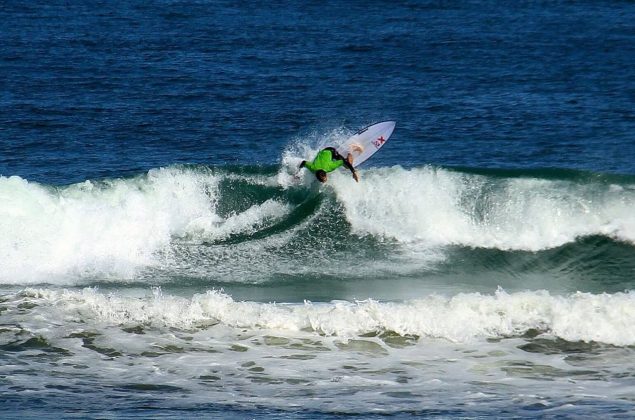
1, 164, 634, 288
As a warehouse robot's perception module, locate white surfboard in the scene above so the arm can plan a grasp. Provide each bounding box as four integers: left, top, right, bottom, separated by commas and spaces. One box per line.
336, 121, 396, 168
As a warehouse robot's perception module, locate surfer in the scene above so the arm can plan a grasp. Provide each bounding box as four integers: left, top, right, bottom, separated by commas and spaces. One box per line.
299, 147, 359, 183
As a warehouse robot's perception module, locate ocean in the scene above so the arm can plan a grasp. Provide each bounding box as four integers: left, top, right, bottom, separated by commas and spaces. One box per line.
2, 0, 635, 417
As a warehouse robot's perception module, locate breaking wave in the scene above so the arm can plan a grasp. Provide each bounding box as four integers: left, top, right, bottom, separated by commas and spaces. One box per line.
14, 287, 635, 346
0, 164, 634, 284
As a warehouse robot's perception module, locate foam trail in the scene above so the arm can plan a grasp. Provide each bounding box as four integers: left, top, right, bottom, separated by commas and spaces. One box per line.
17, 288, 635, 346
331, 166, 635, 250
186, 199, 291, 240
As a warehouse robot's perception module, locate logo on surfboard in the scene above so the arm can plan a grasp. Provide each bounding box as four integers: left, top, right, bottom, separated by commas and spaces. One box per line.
372, 136, 386, 149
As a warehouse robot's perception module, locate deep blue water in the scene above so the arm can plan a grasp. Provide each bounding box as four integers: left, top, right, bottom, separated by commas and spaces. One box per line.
2, 1, 635, 418
2, 0, 634, 184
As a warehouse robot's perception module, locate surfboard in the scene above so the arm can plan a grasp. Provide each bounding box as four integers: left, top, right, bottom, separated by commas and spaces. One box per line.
336, 121, 396, 168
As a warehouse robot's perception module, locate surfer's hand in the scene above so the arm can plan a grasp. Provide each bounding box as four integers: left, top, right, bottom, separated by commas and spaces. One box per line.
352, 171, 359, 182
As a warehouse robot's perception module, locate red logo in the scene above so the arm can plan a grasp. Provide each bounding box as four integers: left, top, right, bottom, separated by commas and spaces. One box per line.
372, 136, 385, 149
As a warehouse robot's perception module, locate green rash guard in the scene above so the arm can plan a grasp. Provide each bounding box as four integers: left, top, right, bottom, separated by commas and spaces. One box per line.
304, 149, 344, 173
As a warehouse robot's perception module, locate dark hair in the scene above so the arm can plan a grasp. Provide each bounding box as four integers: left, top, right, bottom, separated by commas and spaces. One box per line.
315, 170, 327, 183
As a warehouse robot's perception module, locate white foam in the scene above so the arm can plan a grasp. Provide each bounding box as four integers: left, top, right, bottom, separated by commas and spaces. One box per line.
185, 199, 291, 241
19, 287, 635, 346
330, 166, 635, 250
0, 168, 289, 283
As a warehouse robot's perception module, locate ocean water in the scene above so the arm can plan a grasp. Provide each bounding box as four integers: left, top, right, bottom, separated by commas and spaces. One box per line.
2, 0, 635, 417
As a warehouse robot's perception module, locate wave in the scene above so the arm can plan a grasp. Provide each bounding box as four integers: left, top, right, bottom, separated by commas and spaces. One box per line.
0, 167, 220, 282
0, 164, 634, 284
14, 287, 635, 346
332, 165, 635, 249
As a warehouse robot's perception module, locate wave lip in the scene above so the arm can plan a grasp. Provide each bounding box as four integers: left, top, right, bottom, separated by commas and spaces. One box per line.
17, 288, 635, 347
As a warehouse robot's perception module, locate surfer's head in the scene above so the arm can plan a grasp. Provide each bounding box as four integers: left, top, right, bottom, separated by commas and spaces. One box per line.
315, 170, 327, 183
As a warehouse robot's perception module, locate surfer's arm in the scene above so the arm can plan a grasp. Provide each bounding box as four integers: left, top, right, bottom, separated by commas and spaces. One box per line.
339, 153, 359, 182
350, 167, 359, 182
327, 147, 357, 179
299, 160, 316, 172
341, 155, 355, 173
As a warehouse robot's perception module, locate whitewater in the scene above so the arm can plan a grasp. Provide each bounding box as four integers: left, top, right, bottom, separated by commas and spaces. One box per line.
2, 163, 635, 415
1, 164, 634, 283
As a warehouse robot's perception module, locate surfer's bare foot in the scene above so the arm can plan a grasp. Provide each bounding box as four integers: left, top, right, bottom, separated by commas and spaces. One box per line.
350, 143, 364, 154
